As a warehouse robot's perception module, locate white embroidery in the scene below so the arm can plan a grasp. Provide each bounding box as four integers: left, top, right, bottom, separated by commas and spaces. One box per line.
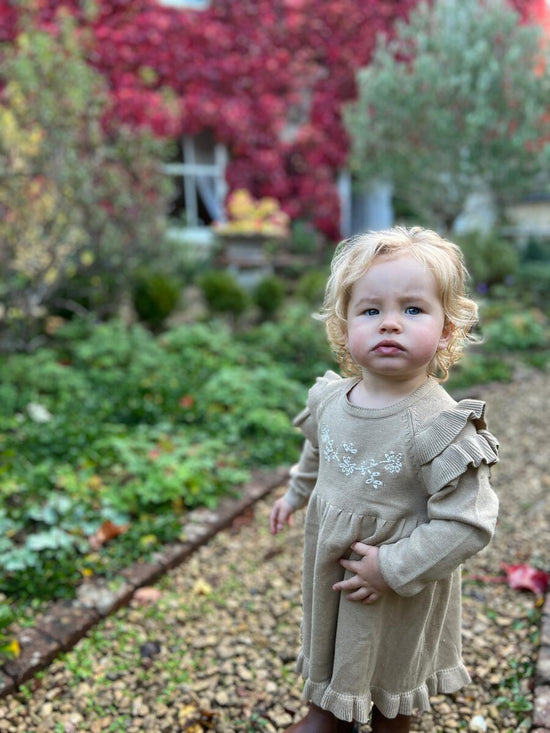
320, 424, 402, 489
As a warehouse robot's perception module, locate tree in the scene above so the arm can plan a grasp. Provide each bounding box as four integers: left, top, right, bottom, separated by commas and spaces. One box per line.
0, 12, 171, 349
0, 0, 421, 239
345, 0, 550, 231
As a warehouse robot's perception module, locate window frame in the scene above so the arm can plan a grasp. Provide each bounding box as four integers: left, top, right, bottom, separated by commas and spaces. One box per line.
157, 0, 210, 9
164, 134, 228, 229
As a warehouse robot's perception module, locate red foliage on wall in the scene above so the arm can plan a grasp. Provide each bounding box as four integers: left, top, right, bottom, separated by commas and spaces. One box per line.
0, 0, 539, 238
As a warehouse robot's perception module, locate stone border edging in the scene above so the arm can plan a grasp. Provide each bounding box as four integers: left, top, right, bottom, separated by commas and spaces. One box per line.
533, 594, 550, 731
0, 467, 289, 699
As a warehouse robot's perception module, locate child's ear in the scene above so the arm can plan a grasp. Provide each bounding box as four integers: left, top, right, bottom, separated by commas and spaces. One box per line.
438, 321, 454, 350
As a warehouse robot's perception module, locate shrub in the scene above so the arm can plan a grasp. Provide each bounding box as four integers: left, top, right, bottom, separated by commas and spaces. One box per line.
132, 268, 182, 330
447, 353, 513, 390
514, 262, 550, 310
253, 276, 286, 319
295, 268, 329, 307
456, 230, 519, 291
198, 270, 249, 318
243, 303, 335, 384
482, 309, 548, 352
0, 15, 171, 347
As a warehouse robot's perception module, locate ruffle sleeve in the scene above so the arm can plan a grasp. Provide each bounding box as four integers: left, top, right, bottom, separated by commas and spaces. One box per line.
283, 371, 342, 510
291, 370, 342, 448
415, 399, 499, 494
378, 400, 499, 597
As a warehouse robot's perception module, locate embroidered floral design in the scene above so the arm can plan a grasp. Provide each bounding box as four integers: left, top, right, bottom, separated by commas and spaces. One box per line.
320, 424, 402, 488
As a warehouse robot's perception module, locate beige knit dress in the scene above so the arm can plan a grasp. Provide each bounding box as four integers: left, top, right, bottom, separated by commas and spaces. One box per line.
283, 371, 499, 724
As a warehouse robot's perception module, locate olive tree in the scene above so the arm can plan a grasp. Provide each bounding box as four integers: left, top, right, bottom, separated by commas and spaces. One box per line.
345, 0, 550, 230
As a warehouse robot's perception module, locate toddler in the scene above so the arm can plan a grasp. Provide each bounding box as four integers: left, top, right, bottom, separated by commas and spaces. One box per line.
270, 226, 499, 733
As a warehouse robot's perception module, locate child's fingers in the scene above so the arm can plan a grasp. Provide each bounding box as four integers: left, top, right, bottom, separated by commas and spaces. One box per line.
351, 541, 375, 556
338, 557, 362, 574
269, 502, 294, 534
332, 575, 362, 592
269, 507, 281, 535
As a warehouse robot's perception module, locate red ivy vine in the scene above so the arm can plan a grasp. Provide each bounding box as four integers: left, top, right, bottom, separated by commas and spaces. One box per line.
0, 0, 538, 238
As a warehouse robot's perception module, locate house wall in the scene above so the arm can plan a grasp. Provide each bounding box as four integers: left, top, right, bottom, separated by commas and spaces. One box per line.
504, 199, 550, 240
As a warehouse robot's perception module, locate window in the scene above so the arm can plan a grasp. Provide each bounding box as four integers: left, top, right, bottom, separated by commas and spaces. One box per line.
158, 0, 210, 9
164, 131, 228, 228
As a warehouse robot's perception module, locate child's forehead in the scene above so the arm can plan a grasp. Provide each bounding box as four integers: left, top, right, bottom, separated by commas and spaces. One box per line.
349, 253, 440, 292
360, 251, 428, 274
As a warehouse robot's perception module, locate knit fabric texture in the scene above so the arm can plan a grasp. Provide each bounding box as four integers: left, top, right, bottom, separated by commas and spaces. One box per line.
284, 371, 499, 722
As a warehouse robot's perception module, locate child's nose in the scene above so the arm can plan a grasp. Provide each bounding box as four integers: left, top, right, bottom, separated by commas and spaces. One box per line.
379, 313, 402, 332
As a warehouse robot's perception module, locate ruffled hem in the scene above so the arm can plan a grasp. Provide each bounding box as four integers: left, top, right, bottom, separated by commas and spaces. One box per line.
295, 652, 470, 723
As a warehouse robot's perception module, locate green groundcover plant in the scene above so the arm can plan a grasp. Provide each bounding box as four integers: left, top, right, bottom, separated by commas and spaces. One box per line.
0, 308, 332, 607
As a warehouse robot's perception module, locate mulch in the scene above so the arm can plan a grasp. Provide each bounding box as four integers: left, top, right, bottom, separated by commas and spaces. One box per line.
1, 370, 550, 732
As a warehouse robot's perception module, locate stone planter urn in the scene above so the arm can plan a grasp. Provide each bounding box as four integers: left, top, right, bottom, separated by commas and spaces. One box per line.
216, 232, 286, 289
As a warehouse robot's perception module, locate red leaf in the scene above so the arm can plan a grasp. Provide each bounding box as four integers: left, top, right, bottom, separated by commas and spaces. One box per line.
89, 520, 130, 550
501, 563, 550, 596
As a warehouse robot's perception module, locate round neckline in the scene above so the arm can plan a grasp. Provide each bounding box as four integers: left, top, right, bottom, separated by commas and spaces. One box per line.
343, 377, 439, 418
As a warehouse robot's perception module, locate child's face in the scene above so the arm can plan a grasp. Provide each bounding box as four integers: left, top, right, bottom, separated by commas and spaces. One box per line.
345, 254, 450, 383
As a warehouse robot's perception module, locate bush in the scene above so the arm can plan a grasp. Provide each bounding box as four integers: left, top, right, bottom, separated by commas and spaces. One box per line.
456, 230, 519, 291
447, 353, 514, 390
482, 309, 548, 352
253, 276, 286, 319
295, 268, 329, 307
0, 15, 171, 348
243, 303, 335, 384
132, 269, 182, 330
198, 270, 249, 319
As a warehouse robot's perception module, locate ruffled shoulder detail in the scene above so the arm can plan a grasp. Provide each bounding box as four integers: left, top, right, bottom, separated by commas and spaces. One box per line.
292, 370, 343, 446
415, 399, 499, 494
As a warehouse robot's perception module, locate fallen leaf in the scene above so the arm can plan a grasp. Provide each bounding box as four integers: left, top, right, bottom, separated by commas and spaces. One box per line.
177, 701, 216, 730
192, 578, 213, 596
88, 520, 130, 550
469, 562, 550, 597
133, 586, 163, 604
501, 563, 550, 596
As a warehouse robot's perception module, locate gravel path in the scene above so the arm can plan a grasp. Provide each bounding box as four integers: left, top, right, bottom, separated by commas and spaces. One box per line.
1, 371, 549, 732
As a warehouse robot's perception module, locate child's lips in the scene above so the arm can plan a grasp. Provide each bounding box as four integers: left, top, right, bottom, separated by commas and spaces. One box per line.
373, 340, 405, 354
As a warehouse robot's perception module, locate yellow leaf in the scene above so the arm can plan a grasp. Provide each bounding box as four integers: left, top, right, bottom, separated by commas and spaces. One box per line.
139, 534, 158, 548
4, 639, 20, 658
192, 578, 213, 596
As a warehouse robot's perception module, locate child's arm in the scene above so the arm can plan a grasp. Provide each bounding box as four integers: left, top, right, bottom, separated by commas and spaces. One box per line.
378, 463, 498, 597
269, 438, 319, 534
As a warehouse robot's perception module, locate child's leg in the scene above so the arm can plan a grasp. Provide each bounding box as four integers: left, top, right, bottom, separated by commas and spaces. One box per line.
285, 703, 356, 733
370, 705, 411, 733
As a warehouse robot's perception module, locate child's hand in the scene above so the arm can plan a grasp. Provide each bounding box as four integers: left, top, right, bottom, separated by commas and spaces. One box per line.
333, 542, 390, 604
269, 497, 294, 535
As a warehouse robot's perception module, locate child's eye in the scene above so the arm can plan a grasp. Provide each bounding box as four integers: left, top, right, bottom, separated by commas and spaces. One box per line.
362, 308, 379, 316
405, 306, 422, 315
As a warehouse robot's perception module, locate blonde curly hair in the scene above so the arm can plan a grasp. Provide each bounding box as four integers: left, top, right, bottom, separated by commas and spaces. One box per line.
318, 226, 479, 381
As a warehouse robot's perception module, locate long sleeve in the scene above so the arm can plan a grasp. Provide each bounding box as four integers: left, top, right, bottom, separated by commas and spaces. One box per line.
284, 439, 319, 510
378, 400, 499, 597
282, 370, 342, 510
378, 464, 498, 596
